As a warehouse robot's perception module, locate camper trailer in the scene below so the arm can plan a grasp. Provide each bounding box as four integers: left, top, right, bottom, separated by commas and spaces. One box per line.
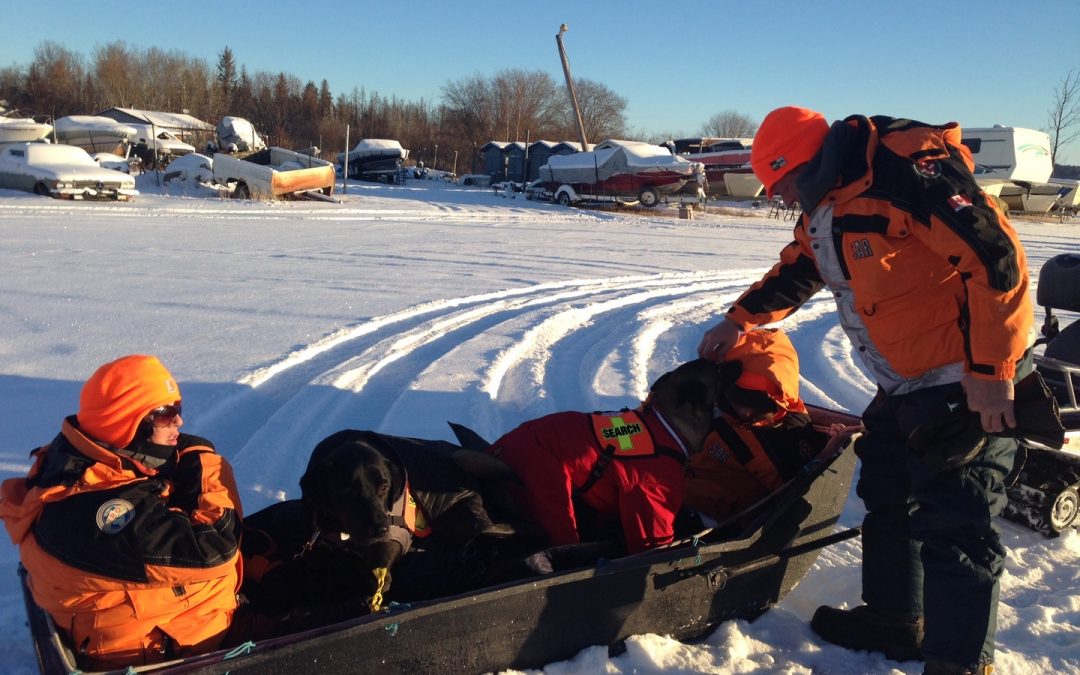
961, 126, 1059, 212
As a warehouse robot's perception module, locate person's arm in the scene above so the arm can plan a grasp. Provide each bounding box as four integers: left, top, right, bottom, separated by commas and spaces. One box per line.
699, 239, 825, 361
137, 439, 242, 572
913, 150, 1032, 431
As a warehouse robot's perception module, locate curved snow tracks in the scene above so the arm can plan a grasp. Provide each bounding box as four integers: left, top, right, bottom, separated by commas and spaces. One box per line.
216, 269, 871, 502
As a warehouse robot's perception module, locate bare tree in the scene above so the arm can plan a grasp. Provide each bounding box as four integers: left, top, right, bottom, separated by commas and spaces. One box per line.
25, 41, 85, 118
1047, 69, 1080, 166
90, 42, 138, 111
559, 78, 628, 142
700, 110, 758, 138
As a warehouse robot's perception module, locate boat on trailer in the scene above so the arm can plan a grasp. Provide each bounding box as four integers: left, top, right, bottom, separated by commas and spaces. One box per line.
0, 108, 52, 144
21, 406, 859, 675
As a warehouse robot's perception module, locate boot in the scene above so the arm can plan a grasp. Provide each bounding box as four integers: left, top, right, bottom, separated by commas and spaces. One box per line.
923, 658, 993, 675
810, 604, 923, 662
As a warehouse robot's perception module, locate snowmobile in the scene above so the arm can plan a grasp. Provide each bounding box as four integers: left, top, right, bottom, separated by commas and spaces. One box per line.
21, 406, 861, 675
1002, 252, 1080, 535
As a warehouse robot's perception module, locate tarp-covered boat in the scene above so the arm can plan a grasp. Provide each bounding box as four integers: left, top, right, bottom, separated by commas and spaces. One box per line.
53, 116, 137, 154
337, 139, 409, 182
21, 406, 859, 675
216, 117, 266, 153
539, 140, 704, 207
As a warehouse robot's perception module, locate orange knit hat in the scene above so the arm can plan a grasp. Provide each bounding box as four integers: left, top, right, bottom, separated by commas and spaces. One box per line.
77, 355, 181, 449
750, 106, 830, 198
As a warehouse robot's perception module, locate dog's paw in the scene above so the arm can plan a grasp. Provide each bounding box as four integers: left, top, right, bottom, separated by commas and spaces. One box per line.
479, 522, 517, 538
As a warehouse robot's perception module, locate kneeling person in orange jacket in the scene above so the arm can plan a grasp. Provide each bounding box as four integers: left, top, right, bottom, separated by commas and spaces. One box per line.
0, 355, 243, 669
684, 328, 819, 525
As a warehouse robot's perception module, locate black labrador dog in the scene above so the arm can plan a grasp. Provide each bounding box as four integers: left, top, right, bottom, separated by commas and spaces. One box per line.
241, 429, 526, 620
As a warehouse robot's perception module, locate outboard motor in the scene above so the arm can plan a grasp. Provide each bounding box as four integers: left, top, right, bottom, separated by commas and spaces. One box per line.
1002, 253, 1080, 535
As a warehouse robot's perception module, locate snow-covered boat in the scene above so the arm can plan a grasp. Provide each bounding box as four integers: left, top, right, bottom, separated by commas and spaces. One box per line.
52, 116, 137, 154
215, 117, 266, 153
540, 140, 704, 208
671, 137, 760, 197
336, 139, 409, 183
0, 110, 52, 143
20, 406, 859, 675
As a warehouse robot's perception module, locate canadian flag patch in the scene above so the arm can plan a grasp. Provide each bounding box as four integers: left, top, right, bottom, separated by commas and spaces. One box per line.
948, 194, 973, 211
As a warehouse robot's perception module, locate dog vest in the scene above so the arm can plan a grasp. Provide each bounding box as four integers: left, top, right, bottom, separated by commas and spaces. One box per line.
389, 481, 432, 538
577, 409, 687, 496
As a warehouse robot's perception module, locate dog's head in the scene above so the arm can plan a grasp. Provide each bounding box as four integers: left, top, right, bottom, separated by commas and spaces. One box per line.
647, 358, 742, 452
300, 431, 405, 544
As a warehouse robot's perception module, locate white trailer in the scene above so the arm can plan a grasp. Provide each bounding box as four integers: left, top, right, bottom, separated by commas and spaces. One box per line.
961, 126, 1060, 212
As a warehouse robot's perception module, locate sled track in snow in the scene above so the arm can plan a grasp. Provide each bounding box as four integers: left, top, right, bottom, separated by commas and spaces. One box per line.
207, 269, 870, 504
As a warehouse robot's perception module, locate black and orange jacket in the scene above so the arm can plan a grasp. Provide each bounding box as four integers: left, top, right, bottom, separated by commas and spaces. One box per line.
0, 417, 242, 669
727, 116, 1032, 393
684, 414, 819, 523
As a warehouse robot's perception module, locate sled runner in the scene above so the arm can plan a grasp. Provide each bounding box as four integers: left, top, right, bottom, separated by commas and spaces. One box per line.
20, 406, 859, 675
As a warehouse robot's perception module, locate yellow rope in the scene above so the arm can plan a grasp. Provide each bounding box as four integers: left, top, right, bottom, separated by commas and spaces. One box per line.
368, 567, 389, 612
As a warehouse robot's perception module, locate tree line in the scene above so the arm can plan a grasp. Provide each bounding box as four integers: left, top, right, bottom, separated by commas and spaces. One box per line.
0, 42, 643, 174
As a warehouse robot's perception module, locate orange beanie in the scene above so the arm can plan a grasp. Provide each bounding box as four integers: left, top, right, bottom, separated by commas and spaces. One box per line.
750, 106, 830, 198
77, 355, 181, 449
723, 329, 807, 418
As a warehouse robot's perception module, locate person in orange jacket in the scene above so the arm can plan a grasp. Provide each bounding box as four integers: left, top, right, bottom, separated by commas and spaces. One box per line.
0, 355, 243, 670
684, 328, 818, 525
697, 107, 1033, 675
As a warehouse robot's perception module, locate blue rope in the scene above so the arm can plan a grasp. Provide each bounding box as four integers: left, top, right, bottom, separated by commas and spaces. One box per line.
692, 535, 702, 565
384, 623, 400, 637
223, 641, 257, 660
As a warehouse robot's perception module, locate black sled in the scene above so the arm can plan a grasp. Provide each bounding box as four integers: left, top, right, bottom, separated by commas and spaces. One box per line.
20, 407, 860, 675
1003, 253, 1080, 536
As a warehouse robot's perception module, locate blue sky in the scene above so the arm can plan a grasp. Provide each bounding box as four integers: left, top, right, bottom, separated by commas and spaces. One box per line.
3, 0, 1079, 163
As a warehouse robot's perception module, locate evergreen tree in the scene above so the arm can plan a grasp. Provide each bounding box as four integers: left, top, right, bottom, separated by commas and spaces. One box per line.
216, 46, 237, 113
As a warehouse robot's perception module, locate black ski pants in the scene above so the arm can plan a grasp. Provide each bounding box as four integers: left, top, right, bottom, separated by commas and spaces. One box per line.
854, 373, 1024, 666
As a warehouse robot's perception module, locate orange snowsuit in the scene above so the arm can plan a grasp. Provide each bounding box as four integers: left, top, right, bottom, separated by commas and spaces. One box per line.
0, 418, 242, 669
684, 329, 817, 522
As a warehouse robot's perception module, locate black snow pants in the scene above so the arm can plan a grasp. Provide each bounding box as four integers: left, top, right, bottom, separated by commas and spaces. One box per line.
854, 360, 1029, 666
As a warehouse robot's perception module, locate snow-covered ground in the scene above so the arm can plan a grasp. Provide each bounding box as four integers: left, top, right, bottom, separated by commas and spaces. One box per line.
0, 175, 1077, 674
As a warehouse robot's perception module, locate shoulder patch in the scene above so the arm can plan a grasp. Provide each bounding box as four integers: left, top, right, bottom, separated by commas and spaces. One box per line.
913, 158, 941, 178
96, 498, 135, 535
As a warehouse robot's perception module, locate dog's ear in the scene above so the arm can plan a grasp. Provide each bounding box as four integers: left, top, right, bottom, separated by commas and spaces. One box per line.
448, 421, 492, 451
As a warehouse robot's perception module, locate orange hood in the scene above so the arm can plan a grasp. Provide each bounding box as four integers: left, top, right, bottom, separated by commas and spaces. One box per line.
723, 328, 808, 423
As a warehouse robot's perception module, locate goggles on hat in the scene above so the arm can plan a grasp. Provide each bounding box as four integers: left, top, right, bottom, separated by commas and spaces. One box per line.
146, 403, 182, 427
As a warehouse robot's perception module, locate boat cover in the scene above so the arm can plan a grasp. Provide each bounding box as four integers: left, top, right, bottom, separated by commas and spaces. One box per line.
540, 143, 694, 184
53, 116, 137, 142
337, 139, 409, 165
217, 117, 266, 152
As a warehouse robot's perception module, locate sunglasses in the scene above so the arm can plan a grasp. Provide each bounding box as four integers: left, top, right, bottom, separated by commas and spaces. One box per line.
146, 404, 183, 427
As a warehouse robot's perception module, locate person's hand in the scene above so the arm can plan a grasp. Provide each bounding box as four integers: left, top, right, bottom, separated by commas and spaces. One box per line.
697, 318, 741, 362
961, 374, 1016, 433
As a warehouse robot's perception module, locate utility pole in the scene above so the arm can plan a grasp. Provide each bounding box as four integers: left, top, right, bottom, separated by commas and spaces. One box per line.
556, 24, 589, 151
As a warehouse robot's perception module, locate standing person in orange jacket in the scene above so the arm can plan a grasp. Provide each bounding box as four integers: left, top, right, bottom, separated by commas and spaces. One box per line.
684, 328, 818, 525
0, 355, 243, 670
697, 107, 1033, 675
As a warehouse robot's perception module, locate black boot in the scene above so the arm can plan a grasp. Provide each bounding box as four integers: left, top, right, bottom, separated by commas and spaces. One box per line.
810, 604, 923, 662
923, 657, 993, 674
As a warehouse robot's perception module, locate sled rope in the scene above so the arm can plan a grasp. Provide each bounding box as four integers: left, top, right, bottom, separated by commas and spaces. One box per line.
223, 641, 257, 660
369, 567, 390, 612
692, 535, 702, 565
